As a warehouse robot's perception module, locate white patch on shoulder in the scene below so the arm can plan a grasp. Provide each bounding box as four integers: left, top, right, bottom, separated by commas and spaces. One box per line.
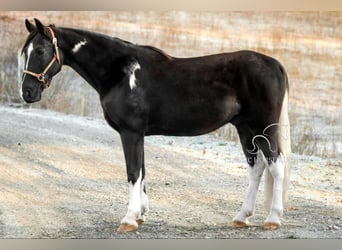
127, 62, 141, 90
72, 39, 87, 53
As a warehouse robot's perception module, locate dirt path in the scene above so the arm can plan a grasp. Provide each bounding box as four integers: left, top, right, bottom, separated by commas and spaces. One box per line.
0, 106, 341, 238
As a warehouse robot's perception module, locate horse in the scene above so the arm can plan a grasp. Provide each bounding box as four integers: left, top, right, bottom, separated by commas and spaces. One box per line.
20, 18, 291, 233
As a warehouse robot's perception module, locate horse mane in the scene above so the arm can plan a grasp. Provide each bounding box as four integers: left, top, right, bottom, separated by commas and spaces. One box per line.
140, 45, 173, 60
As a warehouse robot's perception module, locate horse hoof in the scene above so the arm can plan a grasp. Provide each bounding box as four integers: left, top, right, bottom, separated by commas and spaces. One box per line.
263, 222, 280, 230
117, 223, 138, 233
136, 218, 145, 225
231, 220, 249, 228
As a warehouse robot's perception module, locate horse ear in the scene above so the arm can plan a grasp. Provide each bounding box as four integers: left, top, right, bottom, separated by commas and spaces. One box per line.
25, 19, 36, 32
34, 18, 45, 34
34, 18, 52, 39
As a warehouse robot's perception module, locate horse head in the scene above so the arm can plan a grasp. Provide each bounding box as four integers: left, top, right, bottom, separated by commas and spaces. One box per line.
20, 18, 62, 103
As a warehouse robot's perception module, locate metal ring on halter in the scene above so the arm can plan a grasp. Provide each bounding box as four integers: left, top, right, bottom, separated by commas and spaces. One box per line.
37, 73, 45, 82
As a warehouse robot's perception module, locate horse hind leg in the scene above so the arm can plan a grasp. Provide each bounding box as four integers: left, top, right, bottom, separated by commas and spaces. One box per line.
263, 153, 286, 230
235, 147, 285, 230
231, 150, 267, 228
263, 90, 291, 230
256, 129, 287, 230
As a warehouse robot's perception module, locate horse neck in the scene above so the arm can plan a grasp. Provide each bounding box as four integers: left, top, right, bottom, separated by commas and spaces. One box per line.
58, 28, 137, 94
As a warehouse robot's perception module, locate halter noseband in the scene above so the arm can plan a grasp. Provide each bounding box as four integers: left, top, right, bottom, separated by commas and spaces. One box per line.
23, 27, 61, 89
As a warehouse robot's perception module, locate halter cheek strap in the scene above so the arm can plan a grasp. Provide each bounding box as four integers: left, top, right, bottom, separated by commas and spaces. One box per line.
23, 26, 61, 89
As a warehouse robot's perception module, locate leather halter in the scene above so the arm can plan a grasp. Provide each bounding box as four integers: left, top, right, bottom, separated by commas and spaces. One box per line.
23, 27, 61, 89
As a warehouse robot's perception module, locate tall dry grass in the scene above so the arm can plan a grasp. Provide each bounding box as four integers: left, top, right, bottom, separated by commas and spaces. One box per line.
0, 11, 341, 158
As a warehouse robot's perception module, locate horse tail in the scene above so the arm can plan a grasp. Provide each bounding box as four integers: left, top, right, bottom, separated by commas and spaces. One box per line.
278, 86, 291, 203
265, 67, 291, 209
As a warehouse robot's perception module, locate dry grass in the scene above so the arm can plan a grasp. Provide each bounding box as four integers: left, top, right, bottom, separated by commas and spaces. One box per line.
0, 11, 341, 158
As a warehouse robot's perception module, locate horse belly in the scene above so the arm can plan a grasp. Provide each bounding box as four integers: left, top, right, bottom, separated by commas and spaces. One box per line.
146, 96, 240, 136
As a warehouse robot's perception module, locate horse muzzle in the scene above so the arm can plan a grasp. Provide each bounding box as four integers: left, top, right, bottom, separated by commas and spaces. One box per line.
22, 86, 42, 103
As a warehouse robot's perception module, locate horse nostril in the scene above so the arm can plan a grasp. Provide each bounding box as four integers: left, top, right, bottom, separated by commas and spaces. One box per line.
23, 88, 33, 100
25, 90, 31, 98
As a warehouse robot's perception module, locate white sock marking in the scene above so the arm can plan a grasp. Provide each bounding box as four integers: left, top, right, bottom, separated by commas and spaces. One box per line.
121, 169, 143, 225
127, 62, 141, 90
25, 42, 34, 70
140, 180, 149, 214
265, 153, 285, 225
18, 50, 24, 99
72, 39, 87, 53
233, 150, 267, 223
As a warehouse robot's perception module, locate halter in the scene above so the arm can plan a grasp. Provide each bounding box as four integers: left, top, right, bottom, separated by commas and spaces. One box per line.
23, 27, 61, 89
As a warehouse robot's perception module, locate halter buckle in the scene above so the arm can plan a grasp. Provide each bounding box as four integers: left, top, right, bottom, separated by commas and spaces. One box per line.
52, 37, 57, 45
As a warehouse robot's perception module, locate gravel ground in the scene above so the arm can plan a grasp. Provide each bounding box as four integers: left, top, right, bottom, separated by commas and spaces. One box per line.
0, 106, 341, 238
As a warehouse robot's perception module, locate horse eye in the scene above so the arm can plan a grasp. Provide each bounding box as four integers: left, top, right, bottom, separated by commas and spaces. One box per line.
35, 48, 45, 55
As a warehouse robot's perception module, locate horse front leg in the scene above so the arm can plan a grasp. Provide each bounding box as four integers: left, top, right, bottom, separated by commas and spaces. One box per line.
139, 151, 149, 224
117, 131, 149, 233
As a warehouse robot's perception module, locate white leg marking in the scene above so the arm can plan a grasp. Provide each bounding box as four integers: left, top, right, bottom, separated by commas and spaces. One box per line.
264, 167, 274, 213
233, 150, 267, 225
72, 39, 87, 53
137, 180, 149, 223
121, 169, 142, 226
127, 62, 141, 90
265, 154, 285, 226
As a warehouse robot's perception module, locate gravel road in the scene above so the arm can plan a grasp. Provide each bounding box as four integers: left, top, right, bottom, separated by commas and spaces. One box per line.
0, 106, 341, 238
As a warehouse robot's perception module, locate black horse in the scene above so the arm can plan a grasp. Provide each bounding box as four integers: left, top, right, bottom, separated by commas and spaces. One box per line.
20, 18, 291, 232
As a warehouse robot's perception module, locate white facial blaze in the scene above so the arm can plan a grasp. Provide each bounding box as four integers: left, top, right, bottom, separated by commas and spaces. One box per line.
18, 50, 24, 99
25, 42, 34, 70
127, 62, 141, 90
19, 42, 34, 99
72, 39, 87, 53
